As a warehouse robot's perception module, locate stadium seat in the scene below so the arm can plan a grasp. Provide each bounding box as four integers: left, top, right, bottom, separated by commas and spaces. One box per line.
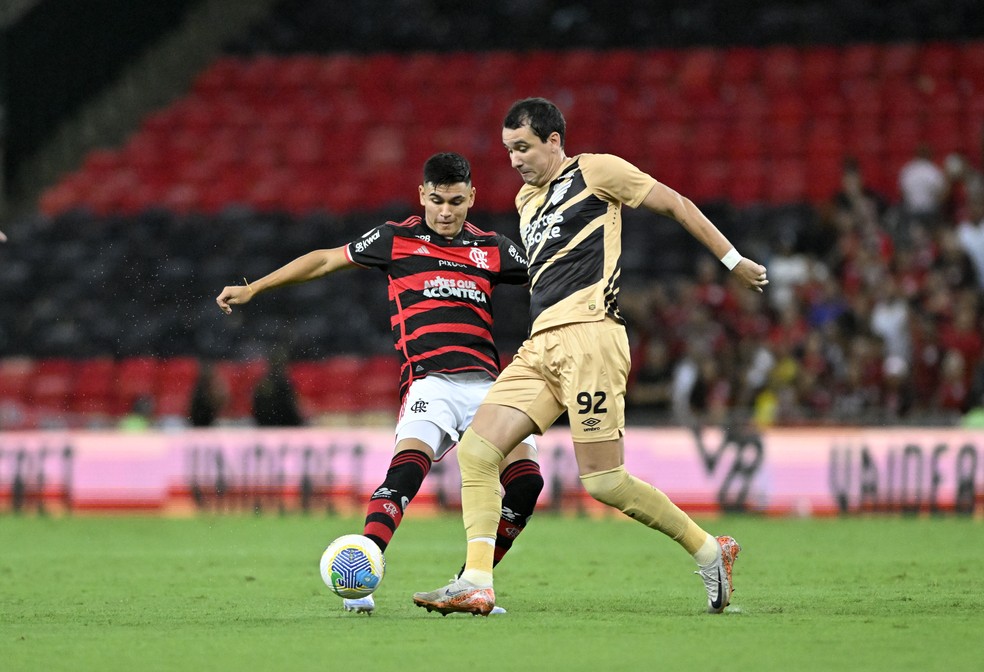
37, 41, 984, 218
69, 358, 117, 416
800, 47, 840, 95
0, 358, 35, 403
767, 158, 807, 203
357, 355, 402, 412
767, 121, 805, 158
155, 357, 204, 419
215, 359, 267, 419
730, 83, 770, 122
726, 122, 764, 161
879, 42, 920, 79
805, 153, 844, 203
720, 47, 759, 84
691, 121, 727, 161
29, 359, 76, 413
840, 43, 880, 80
727, 159, 767, 206
115, 356, 160, 415
691, 159, 729, 204
635, 49, 678, 88
320, 355, 367, 414
958, 42, 984, 86
918, 42, 958, 80
600, 49, 639, 86
760, 46, 801, 92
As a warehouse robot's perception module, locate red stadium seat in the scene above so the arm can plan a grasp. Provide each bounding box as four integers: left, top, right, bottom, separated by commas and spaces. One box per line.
690, 160, 729, 204
767, 121, 805, 158
800, 47, 840, 95
29, 359, 76, 413
880, 42, 920, 79
730, 83, 770, 122
115, 356, 160, 414
842, 80, 884, 120
215, 359, 267, 419
71, 358, 117, 415
358, 355, 402, 412
0, 358, 35, 402
727, 159, 767, 206
760, 46, 801, 92
320, 356, 367, 414
918, 42, 958, 80
720, 47, 759, 84
884, 117, 924, 157
840, 44, 880, 80
676, 48, 721, 102
805, 153, 844, 203
154, 357, 201, 418
289, 358, 364, 416
36, 43, 984, 220
601, 49, 640, 86
958, 42, 984, 89
726, 122, 764, 161
767, 158, 808, 204
691, 121, 728, 161
635, 49, 678, 88
924, 115, 966, 156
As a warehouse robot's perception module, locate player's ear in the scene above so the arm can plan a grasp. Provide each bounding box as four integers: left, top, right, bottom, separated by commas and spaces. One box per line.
418, 184, 427, 207
468, 186, 476, 207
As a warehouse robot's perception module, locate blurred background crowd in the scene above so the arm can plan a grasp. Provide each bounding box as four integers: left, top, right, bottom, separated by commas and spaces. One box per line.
1, 0, 983, 430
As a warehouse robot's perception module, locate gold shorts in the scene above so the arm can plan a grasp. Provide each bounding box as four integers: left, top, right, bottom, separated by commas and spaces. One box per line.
484, 318, 629, 442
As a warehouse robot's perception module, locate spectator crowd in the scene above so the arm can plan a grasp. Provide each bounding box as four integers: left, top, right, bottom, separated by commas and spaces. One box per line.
624, 146, 984, 428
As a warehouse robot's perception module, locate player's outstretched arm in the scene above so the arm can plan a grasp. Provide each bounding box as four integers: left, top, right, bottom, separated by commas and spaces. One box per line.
215, 246, 353, 314
640, 181, 769, 293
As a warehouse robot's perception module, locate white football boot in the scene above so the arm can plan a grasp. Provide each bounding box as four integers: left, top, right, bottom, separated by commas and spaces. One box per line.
343, 594, 375, 615
696, 535, 741, 613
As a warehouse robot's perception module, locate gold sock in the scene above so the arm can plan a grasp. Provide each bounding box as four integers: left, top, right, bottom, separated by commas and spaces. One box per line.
457, 428, 504, 573
461, 539, 495, 586
580, 465, 709, 554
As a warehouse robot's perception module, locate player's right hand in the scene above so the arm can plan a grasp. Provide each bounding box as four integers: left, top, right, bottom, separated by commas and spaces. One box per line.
216, 285, 253, 314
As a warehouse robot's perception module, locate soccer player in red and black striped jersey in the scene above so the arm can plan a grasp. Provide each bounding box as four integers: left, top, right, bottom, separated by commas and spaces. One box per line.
216, 153, 542, 615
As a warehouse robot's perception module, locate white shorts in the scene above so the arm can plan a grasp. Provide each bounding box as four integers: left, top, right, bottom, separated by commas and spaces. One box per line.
395, 371, 536, 460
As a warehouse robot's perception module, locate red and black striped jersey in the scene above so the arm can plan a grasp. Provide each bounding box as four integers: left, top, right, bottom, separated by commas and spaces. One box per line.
344, 215, 528, 399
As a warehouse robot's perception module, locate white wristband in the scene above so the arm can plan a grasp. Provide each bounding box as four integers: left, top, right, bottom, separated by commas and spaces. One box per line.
720, 248, 742, 271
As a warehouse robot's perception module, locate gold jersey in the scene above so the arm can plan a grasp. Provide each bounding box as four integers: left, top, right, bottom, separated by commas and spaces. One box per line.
515, 153, 657, 335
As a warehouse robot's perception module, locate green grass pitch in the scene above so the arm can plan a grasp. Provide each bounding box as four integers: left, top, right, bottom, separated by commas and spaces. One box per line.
1, 513, 981, 671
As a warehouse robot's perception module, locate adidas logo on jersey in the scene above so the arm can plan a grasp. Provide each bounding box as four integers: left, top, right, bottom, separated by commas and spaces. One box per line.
414, 245, 431, 255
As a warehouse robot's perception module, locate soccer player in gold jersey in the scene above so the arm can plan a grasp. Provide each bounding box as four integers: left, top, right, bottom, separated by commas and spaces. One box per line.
414, 98, 768, 616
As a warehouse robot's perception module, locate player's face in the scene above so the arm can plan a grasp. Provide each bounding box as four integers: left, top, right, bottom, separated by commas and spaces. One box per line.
419, 182, 475, 239
502, 124, 564, 187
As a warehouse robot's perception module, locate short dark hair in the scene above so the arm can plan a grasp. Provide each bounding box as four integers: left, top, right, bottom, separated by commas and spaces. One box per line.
503, 97, 566, 147
423, 152, 472, 187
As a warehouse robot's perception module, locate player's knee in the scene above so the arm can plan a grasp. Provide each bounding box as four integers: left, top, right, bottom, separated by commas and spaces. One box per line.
457, 428, 505, 481
579, 465, 630, 507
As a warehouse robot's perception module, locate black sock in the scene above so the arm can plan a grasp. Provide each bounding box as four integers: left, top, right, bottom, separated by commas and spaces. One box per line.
363, 449, 432, 553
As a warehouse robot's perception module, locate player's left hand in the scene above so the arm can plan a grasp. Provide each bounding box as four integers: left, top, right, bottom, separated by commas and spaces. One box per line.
732, 258, 768, 293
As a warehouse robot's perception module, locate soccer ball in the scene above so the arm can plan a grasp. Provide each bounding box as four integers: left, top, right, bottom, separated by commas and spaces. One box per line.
319, 534, 385, 599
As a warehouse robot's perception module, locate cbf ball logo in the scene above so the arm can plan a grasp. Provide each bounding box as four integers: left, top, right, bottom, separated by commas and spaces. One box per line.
328, 546, 381, 597
321, 534, 385, 599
